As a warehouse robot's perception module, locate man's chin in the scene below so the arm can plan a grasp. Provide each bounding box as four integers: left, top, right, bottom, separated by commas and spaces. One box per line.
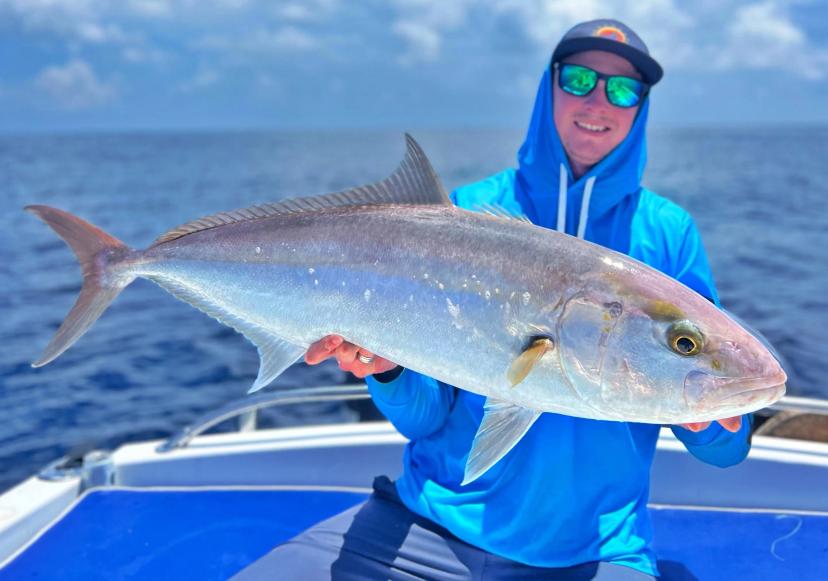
565, 148, 607, 170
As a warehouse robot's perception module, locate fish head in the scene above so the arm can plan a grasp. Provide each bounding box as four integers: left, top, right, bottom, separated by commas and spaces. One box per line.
555, 268, 786, 422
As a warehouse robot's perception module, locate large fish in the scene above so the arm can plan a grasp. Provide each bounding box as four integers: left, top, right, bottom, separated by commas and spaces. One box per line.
27, 135, 786, 484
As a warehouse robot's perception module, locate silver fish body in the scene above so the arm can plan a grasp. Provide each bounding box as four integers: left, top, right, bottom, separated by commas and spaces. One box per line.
27, 135, 786, 484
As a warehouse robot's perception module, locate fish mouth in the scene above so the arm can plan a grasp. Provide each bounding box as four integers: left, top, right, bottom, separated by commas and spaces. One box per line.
717, 370, 788, 394
684, 369, 787, 412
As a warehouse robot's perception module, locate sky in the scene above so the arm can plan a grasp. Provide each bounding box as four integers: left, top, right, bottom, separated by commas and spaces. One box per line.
2, 0, 828, 133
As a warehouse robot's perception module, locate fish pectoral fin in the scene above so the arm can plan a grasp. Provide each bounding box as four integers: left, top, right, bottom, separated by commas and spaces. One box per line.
249, 335, 306, 394
462, 399, 541, 486
507, 337, 554, 387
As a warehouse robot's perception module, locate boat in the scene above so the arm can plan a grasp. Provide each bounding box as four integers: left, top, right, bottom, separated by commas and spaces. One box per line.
0, 384, 826, 580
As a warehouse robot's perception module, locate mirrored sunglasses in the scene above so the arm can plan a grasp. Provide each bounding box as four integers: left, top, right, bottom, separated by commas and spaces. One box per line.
553, 62, 647, 109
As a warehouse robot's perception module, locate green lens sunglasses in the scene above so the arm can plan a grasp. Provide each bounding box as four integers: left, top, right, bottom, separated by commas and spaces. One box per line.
553, 62, 648, 108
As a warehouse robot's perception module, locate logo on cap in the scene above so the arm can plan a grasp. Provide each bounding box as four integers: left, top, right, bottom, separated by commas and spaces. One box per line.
594, 26, 627, 43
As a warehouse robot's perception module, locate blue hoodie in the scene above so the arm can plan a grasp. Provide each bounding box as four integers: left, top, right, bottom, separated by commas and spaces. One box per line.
365, 68, 751, 577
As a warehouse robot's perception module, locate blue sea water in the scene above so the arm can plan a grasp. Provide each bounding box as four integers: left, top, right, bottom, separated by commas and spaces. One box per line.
1, 128, 826, 492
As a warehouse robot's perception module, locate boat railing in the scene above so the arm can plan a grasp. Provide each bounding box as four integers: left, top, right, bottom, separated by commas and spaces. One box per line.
767, 395, 828, 414
155, 385, 828, 453
156, 384, 371, 453
35, 386, 827, 484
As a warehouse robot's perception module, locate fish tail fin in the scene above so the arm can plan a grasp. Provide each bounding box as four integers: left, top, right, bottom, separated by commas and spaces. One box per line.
25, 205, 135, 367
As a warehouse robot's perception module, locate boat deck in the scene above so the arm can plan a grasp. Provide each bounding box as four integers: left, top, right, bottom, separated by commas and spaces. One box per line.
2, 487, 826, 580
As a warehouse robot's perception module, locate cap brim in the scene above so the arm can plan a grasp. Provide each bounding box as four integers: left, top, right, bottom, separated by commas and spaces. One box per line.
552, 37, 663, 85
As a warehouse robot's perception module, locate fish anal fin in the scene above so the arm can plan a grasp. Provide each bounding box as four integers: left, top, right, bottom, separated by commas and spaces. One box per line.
148, 276, 304, 393
152, 134, 449, 246
507, 337, 554, 387
462, 400, 541, 486
249, 336, 305, 393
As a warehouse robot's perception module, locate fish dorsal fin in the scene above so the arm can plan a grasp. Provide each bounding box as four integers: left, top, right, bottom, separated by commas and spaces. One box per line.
148, 276, 305, 392
462, 399, 541, 486
152, 134, 450, 246
474, 203, 532, 224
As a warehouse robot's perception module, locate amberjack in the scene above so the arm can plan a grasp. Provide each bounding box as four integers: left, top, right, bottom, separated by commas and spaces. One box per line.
27, 135, 786, 484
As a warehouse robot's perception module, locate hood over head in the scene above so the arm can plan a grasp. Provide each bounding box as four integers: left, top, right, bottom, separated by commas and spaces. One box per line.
514, 65, 650, 239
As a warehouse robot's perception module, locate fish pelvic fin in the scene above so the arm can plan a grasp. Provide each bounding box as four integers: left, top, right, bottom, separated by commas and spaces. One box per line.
461, 399, 541, 486
152, 134, 450, 246
25, 205, 134, 367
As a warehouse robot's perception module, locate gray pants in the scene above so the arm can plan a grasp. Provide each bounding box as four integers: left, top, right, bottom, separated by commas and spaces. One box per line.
232, 476, 657, 580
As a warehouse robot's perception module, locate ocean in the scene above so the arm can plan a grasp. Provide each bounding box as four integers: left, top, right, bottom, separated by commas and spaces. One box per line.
1, 128, 826, 492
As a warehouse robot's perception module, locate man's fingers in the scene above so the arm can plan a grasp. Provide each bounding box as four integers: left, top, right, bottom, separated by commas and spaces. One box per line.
304, 335, 344, 365
679, 417, 742, 433
718, 416, 742, 433
306, 335, 401, 379
681, 421, 711, 433
336, 342, 359, 366
345, 356, 400, 379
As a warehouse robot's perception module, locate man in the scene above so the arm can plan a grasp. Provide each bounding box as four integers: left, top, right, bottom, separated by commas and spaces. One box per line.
235, 19, 750, 580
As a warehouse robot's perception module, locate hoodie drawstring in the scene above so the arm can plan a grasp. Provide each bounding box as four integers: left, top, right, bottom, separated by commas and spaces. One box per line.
556, 163, 567, 234
577, 176, 596, 240
556, 164, 595, 240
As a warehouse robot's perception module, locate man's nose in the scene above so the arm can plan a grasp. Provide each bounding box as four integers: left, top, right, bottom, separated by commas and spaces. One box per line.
584, 80, 609, 107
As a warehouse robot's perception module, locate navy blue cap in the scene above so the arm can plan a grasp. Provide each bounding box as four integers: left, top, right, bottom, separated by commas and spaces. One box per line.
551, 19, 663, 85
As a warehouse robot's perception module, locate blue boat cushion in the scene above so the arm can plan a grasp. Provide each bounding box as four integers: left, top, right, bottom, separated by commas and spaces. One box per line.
1, 489, 826, 580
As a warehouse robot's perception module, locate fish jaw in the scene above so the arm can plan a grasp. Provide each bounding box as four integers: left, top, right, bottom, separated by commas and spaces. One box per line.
683, 368, 787, 420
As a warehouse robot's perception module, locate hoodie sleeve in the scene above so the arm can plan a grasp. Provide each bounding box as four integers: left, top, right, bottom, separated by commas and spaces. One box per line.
365, 369, 456, 441
669, 212, 721, 306
671, 415, 753, 467
664, 209, 752, 466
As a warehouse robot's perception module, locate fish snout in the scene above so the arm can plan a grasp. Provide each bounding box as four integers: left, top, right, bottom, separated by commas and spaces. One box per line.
684, 366, 787, 415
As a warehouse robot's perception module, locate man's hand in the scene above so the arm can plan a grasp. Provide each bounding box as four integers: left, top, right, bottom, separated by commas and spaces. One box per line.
679, 416, 742, 433
305, 334, 400, 379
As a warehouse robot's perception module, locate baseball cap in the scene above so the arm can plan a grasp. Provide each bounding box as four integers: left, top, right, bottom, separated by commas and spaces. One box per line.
551, 19, 663, 85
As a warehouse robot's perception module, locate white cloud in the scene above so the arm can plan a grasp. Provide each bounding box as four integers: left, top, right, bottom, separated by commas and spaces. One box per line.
76, 21, 129, 44
714, 1, 828, 79
2, 0, 118, 42
34, 59, 116, 109
121, 45, 168, 64
731, 2, 802, 45
390, 0, 476, 63
274, 0, 338, 22
491, 0, 606, 47
393, 20, 441, 62
177, 68, 220, 92
259, 26, 318, 51
6, 0, 828, 90
488, 0, 695, 68
127, 0, 171, 19
477, 0, 828, 79
198, 26, 319, 54
386, 0, 696, 66
276, 4, 314, 21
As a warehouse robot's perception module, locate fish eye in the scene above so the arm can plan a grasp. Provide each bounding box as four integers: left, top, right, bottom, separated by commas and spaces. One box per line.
667, 321, 703, 356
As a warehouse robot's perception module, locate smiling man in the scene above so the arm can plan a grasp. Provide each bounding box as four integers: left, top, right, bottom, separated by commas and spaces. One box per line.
553, 51, 644, 179
235, 19, 751, 580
